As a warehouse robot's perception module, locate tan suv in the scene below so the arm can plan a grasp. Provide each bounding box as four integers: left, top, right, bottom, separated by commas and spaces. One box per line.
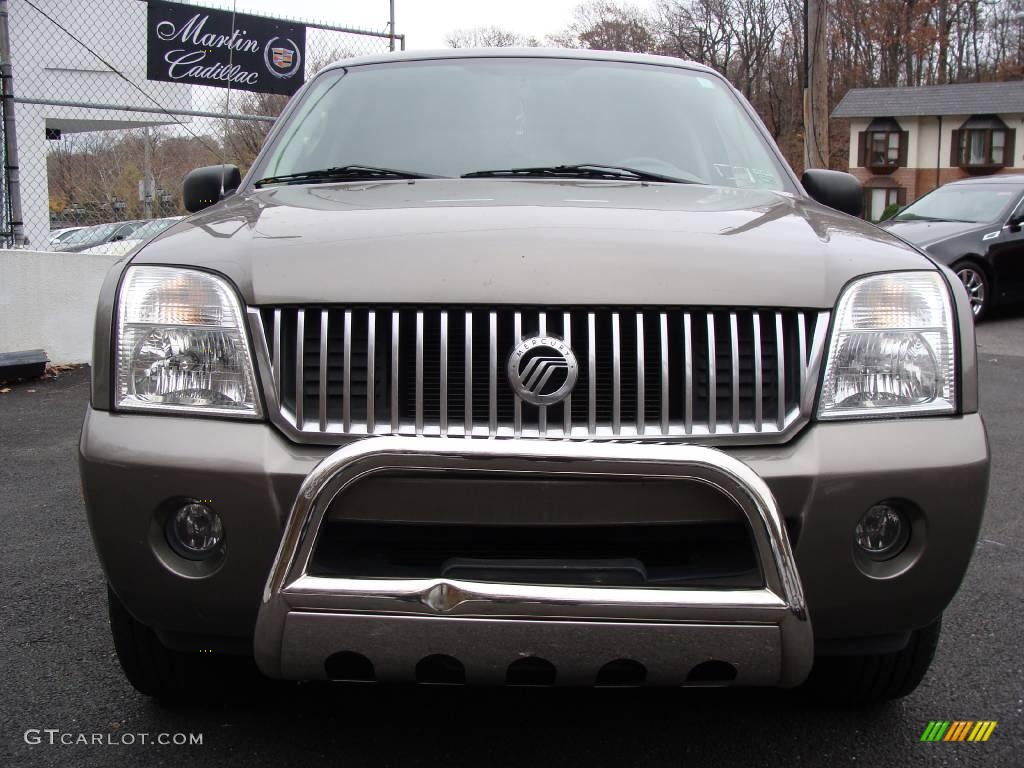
79, 49, 989, 703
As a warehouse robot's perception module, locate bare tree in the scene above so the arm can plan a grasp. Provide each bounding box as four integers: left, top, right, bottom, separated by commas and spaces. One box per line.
225, 92, 290, 172
555, 2, 658, 52
446, 26, 539, 48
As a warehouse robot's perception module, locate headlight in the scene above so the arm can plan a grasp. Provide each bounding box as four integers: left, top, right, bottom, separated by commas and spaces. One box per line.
115, 266, 261, 417
818, 271, 956, 419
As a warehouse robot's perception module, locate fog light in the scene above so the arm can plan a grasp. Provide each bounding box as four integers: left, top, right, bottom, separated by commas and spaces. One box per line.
854, 503, 909, 560
166, 503, 223, 560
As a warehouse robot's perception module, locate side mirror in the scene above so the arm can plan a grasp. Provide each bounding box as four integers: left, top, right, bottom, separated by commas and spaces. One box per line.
801, 169, 863, 218
183, 164, 241, 213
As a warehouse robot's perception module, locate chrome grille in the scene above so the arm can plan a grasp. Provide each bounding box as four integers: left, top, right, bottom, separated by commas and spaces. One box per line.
253, 307, 829, 442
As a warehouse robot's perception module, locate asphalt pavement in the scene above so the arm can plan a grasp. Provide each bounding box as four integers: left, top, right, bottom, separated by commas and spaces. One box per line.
2, 310, 1022, 768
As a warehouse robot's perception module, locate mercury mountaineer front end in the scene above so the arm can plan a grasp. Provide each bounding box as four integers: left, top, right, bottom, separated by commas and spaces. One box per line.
79, 49, 989, 703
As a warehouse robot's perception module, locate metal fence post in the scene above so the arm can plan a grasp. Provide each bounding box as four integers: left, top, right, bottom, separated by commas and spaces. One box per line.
389, 0, 396, 51
0, 0, 25, 246
142, 126, 154, 219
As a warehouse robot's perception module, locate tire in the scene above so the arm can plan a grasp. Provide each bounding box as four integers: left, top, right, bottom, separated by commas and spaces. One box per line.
107, 584, 259, 702
803, 617, 941, 705
952, 261, 990, 321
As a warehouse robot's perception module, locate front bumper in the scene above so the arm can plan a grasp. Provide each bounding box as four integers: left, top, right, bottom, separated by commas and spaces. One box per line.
254, 438, 811, 686
80, 409, 989, 682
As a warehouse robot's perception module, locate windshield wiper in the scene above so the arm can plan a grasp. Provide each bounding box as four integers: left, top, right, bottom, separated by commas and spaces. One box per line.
254, 165, 443, 188
462, 164, 700, 184
893, 214, 972, 223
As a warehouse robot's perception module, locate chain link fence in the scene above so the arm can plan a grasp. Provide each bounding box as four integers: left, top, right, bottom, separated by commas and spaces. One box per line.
2, 0, 402, 249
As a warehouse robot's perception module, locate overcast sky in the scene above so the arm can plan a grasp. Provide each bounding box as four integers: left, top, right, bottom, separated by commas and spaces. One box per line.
208, 0, 589, 50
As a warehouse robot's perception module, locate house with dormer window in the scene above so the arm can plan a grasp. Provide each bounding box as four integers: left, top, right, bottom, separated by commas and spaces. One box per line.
832, 81, 1023, 221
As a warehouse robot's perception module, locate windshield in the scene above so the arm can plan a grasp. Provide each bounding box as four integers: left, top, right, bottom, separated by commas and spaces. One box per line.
254, 58, 791, 192
893, 184, 1023, 224
73, 223, 121, 242
61, 227, 95, 245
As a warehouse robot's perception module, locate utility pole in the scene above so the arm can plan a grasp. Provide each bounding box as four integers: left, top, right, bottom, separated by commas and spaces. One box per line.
389, 0, 396, 52
0, 0, 25, 246
143, 127, 155, 219
803, 0, 829, 171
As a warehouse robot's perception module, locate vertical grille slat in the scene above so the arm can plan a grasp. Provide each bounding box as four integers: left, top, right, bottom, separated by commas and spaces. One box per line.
342, 310, 352, 431
729, 312, 740, 434
587, 312, 596, 433
797, 311, 808, 405
683, 311, 693, 434
390, 312, 400, 433
295, 309, 305, 429
706, 312, 716, 435
319, 310, 329, 432
415, 311, 424, 434
272, 309, 281, 408
489, 311, 497, 436
636, 311, 645, 435
805, 311, 830, 414
261, 305, 826, 442
611, 312, 621, 435
753, 311, 763, 431
513, 311, 522, 437
465, 310, 473, 435
775, 311, 786, 430
440, 311, 448, 436
366, 311, 376, 434
538, 311, 547, 436
563, 311, 573, 435
659, 312, 669, 435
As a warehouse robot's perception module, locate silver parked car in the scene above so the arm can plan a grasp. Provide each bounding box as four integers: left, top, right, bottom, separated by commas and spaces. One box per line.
49, 226, 85, 246
79, 50, 989, 704
53, 220, 138, 253
77, 217, 184, 256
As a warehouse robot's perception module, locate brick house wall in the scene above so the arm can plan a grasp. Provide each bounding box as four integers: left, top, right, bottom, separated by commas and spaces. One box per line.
842, 112, 1023, 219
851, 165, 1021, 204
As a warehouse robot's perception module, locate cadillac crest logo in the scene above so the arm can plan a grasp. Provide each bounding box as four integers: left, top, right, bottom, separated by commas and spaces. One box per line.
271, 47, 294, 69
264, 37, 302, 79
507, 336, 578, 406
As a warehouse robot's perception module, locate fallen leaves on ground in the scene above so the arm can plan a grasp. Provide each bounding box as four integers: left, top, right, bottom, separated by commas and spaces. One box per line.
41, 363, 80, 379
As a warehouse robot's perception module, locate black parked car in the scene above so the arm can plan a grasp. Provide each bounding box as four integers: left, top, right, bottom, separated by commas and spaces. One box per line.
881, 175, 1024, 319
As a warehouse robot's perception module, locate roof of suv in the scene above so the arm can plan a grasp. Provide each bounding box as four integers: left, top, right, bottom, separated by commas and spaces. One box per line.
322, 47, 714, 75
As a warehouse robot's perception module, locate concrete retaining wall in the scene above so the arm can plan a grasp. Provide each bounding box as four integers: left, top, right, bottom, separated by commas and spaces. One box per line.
0, 249, 121, 364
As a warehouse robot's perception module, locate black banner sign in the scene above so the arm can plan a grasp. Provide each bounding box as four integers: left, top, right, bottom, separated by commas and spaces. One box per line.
147, 1, 306, 96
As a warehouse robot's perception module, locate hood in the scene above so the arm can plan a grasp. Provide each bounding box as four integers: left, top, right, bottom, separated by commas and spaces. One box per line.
879, 218, 989, 248
135, 179, 933, 308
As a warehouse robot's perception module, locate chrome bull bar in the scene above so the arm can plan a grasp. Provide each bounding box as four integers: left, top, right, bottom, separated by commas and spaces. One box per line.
254, 437, 813, 687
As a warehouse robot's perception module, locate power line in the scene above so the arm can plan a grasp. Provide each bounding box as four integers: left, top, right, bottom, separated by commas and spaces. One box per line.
22, 0, 220, 155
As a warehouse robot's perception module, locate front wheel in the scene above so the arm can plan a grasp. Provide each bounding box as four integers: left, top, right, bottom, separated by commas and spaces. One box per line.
107, 585, 259, 702
953, 261, 989, 320
803, 617, 942, 705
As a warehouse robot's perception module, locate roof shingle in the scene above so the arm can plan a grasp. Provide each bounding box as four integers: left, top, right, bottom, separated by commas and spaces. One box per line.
831, 81, 1024, 118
